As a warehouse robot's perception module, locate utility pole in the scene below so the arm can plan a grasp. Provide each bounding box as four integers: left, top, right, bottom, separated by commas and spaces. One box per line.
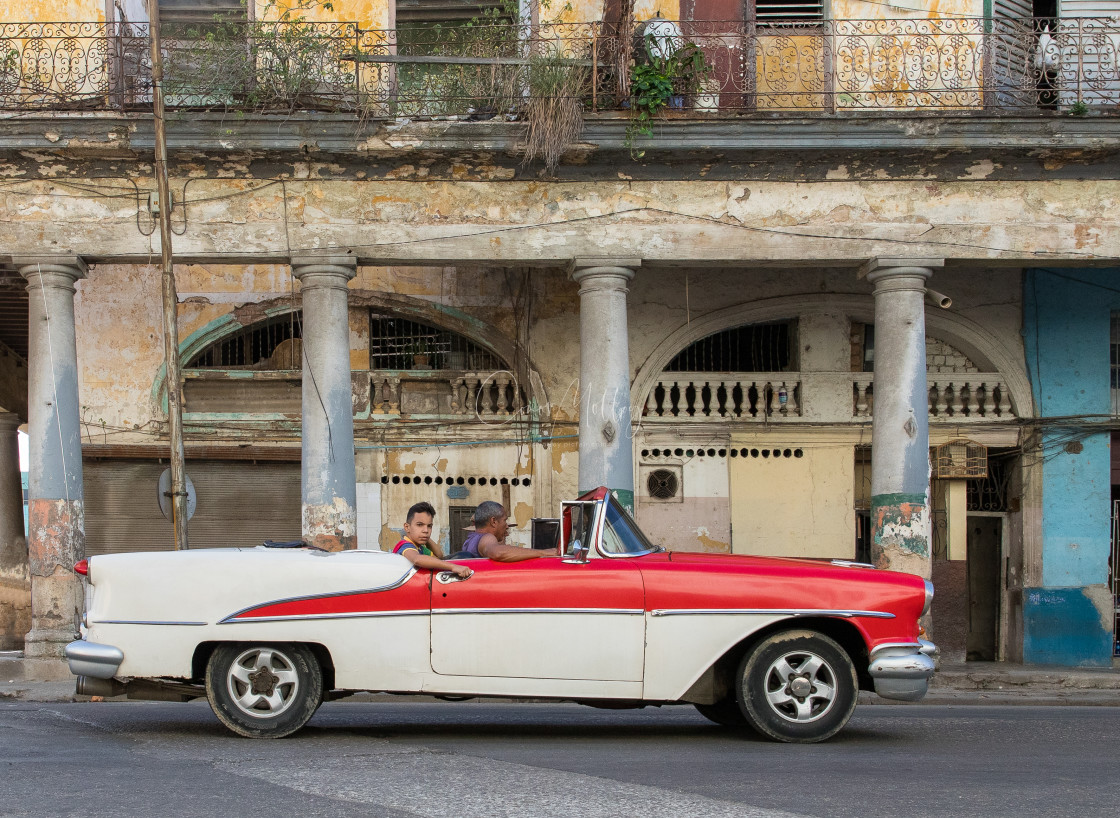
147, 0, 189, 550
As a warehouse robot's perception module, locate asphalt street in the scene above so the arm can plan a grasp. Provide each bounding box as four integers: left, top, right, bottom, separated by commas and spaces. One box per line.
1, 700, 1117, 818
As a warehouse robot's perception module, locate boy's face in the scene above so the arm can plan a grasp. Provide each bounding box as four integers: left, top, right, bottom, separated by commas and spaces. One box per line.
404, 511, 434, 547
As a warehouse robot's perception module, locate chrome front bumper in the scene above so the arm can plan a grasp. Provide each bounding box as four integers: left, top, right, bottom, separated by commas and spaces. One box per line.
65, 640, 123, 680
868, 640, 938, 702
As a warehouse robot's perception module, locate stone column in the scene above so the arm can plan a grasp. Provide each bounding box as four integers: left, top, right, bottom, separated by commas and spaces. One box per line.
0, 412, 29, 651
17, 256, 87, 665
572, 260, 638, 512
862, 258, 943, 579
292, 256, 357, 551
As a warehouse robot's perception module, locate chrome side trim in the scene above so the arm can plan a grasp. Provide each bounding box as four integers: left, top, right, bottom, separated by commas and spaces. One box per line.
91, 620, 207, 626
649, 608, 895, 619
228, 609, 429, 623
922, 579, 935, 617
218, 567, 416, 624
433, 608, 644, 615
65, 640, 124, 680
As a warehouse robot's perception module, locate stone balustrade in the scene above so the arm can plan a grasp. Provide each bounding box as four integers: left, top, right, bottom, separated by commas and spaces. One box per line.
370, 370, 525, 418
852, 374, 1015, 420
642, 373, 802, 420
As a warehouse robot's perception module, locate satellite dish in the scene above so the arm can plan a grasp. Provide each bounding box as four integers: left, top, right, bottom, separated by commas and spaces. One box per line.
158, 468, 197, 521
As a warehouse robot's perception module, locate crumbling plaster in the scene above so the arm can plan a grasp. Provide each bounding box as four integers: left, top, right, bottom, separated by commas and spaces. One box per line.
3, 176, 1119, 265
0, 1, 103, 24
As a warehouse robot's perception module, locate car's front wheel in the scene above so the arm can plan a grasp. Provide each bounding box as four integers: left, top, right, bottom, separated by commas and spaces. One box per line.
205, 643, 323, 738
737, 629, 858, 743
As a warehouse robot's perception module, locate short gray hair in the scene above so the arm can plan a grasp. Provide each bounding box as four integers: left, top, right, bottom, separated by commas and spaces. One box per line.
473, 500, 505, 528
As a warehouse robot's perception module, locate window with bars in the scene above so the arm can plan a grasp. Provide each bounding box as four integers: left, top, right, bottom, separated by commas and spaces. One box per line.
187, 313, 301, 369
966, 450, 1014, 513
370, 313, 503, 372
664, 321, 796, 373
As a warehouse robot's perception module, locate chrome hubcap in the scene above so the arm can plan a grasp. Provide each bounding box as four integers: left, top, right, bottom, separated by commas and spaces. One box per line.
227, 647, 299, 719
762, 650, 837, 723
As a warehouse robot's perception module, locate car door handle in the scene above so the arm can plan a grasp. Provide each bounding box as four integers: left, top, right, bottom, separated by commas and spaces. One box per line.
436, 571, 470, 584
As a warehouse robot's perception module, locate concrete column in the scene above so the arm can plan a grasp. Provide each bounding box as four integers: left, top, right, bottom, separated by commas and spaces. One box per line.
0, 412, 29, 651
17, 256, 87, 664
293, 256, 357, 551
862, 257, 943, 579
572, 260, 638, 512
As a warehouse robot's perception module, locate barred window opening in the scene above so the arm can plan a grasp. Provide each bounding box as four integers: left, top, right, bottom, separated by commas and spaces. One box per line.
665, 321, 796, 373
370, 312, 503, 371
187, 313, 301, 370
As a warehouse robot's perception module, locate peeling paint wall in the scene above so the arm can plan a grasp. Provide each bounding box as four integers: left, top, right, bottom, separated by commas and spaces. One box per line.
7, 171, 1116, 263
1021, 267, 1118, 665
0, 1, 105, 24
257, 1, 389, 29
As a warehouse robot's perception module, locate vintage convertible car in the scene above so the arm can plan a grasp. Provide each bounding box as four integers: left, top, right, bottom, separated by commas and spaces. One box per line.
65, 488, 936, 742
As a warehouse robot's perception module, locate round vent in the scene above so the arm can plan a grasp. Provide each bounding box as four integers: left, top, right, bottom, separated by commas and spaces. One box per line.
647, 469, 679, 500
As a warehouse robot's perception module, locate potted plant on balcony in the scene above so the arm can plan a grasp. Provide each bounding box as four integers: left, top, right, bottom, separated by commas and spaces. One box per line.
626, 31, 710, 157
407, 339, 433, 370
521, 48, 591, 174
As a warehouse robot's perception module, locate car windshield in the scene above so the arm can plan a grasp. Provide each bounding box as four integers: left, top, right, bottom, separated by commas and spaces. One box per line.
599, 497, 662, 555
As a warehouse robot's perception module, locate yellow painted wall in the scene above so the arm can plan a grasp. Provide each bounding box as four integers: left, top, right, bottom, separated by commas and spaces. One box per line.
729, 441, 855, 559
0, 1, 104, 24
832, 0, 984, 20
256, 0, 389, 29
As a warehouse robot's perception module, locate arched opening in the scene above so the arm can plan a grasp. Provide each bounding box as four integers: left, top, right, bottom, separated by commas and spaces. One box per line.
187, 312, 301, 371
369, 311, 503, 372
643, 319, 800, 420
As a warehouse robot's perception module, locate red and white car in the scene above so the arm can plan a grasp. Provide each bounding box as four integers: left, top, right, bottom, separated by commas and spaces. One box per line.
65, 488, 936, 742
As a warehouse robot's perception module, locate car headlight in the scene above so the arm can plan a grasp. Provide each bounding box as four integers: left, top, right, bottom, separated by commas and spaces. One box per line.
922, 579, 934, 617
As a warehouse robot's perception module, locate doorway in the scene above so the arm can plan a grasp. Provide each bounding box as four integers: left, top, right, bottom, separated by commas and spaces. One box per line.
966, 514, 1003, 661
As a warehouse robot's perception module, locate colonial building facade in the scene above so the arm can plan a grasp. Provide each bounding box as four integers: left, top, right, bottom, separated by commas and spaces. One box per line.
1, 0, 1118, 667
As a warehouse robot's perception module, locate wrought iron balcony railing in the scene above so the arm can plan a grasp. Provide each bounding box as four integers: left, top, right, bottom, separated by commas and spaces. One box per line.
2, 18, 1119, 117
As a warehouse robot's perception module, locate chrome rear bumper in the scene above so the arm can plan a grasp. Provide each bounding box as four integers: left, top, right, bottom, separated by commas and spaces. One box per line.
868, 641, 937, 702
65, 640, 123, 680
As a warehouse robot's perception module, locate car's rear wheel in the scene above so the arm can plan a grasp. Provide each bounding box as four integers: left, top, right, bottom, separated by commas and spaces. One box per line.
205, 643, 323, 738
693, 698, 750, 729
737, 629, 858, 743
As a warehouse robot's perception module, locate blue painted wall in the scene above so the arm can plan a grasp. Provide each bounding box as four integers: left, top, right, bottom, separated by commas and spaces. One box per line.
1023, 268, 1118, 666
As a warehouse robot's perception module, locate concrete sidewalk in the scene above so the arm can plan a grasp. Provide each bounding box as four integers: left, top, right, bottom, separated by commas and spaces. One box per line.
4, 650, 1119, 706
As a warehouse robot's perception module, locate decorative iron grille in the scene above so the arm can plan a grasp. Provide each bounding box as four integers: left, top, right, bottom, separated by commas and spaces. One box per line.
369, 312, 501, 371
966, 451, 1013, 512
4, 18, 1120, 115
665, 321, 795, 373
187, 313, 301, 369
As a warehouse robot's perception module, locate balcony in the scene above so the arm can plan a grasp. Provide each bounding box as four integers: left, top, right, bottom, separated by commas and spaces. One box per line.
639, 371, 1018, 422
2, 18, 1119, 117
